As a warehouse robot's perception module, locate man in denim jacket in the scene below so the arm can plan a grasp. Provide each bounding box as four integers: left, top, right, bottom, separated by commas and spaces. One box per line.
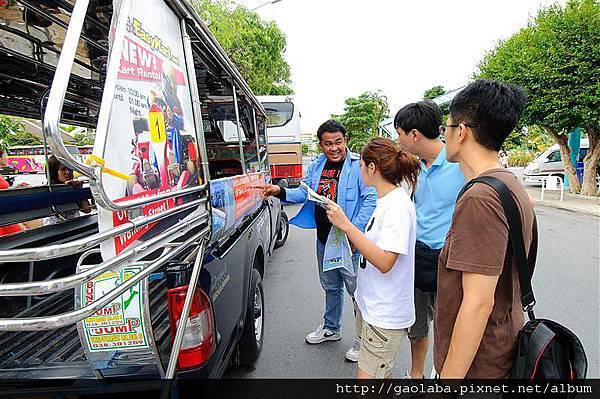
263, 120, 377, 362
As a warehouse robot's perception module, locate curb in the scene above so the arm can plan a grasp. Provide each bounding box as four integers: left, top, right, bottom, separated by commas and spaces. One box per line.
533, 200, 600, 217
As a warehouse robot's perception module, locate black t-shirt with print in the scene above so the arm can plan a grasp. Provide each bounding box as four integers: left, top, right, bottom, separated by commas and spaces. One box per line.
315, 160, 344, 244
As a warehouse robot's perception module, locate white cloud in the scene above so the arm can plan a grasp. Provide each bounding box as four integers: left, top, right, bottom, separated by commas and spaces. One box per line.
236, 0, 563, 132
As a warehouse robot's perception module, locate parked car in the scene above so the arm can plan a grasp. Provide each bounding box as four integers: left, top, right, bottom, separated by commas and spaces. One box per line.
524, 139, 590, 184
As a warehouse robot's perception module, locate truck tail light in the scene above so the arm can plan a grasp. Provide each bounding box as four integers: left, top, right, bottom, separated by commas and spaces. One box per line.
167, 285, 216, 369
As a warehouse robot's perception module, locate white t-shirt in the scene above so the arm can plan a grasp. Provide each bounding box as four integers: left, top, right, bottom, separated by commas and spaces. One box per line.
355, 187, 416, 330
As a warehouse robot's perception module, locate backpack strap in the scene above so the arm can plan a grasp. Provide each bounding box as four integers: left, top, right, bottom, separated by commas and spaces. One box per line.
527, 322, 556, 378
457, 176, 536, 320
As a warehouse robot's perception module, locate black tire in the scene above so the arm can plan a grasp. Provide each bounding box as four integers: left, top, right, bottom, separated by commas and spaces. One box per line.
239, 268, 264, 366
273, 211, 289, 250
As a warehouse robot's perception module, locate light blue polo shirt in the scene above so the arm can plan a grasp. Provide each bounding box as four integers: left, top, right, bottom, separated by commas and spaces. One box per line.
414, 146, 465, 250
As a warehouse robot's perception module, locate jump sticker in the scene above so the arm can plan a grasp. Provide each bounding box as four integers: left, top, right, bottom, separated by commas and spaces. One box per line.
81, 266, 149, 352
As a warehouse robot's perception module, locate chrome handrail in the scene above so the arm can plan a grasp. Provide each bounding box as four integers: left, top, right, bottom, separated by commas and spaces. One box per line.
42, 0, 95, 179
0, 197, 208, 262
0, 211, 208, 296
90, 170, 208, 212
0, 226, 210, 331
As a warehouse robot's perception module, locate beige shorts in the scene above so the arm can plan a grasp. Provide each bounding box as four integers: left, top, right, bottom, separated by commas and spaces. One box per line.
355, 305, 407, 378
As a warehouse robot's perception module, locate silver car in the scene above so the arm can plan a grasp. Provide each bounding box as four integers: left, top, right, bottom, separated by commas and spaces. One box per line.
524, 140, 589, 184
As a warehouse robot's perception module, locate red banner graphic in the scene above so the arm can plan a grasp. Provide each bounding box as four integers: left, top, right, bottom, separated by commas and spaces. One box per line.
112, 188, 176, 254
233, 173, 265, 220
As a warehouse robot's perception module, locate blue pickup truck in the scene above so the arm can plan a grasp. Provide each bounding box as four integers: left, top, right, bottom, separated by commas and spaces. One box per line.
0, 0, 288, 383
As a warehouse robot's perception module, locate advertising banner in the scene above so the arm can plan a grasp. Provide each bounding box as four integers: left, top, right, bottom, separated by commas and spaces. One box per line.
96, 0, 202, 259
210, 172, 265, 240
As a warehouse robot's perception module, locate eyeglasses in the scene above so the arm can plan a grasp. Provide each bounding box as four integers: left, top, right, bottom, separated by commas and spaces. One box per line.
439, 122, 478, 135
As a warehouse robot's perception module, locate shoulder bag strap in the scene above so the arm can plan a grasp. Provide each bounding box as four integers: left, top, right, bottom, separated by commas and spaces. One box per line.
457, 176, 536, 320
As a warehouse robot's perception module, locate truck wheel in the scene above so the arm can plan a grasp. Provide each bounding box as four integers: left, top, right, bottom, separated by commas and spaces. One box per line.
239, 268, 264, 366
274, 211, 289, 249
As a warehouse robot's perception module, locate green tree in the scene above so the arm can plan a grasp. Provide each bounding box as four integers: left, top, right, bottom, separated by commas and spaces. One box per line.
61, 124, 79, 134
301, 143, 310, 156
0, 115, 42, 149
423, 85, 446, 100
478, 0, 600, 195
423, 85, 450, 124
9, 130, 42, 146
72, 130, 96, 146
503, 125, 555, 153
332, 91, 389, 152
190, 0, 293, 95
0, 115, 24, 151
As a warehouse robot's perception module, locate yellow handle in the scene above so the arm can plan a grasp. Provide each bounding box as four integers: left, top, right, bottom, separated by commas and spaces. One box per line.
86, 154, 132, 181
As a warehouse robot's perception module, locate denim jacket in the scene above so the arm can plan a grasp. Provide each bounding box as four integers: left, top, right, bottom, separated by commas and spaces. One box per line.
284, 150, 377, 235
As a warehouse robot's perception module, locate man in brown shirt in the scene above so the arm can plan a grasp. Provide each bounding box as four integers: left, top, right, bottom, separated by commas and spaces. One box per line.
434, 79, 535, 378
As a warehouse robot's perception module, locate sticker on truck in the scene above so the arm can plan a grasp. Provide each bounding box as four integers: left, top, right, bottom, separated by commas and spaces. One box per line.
81, 266, 149, 351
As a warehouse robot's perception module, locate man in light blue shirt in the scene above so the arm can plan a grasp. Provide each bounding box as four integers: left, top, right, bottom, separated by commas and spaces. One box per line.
395, 101, 465, 379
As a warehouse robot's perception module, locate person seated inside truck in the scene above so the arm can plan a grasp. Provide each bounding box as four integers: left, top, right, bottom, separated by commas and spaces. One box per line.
43, 155, 92, 226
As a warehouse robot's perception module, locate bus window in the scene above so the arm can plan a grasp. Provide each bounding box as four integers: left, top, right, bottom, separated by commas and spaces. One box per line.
264, 102, 294, 128
258, 96, 302, 186
256, 114, 269, 172
237, 95, 259, 173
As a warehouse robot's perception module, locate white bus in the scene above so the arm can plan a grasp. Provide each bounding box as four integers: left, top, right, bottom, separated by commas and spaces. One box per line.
258, 96, 302, 186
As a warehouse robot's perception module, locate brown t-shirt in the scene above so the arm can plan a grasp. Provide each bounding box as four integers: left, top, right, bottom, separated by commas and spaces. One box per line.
433, 168, 536, 379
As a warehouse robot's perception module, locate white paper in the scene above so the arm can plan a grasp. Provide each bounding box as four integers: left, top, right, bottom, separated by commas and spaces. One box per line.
300, 181, 331, 206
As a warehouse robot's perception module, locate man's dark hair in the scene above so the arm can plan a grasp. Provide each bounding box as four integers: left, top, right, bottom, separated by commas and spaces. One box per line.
317, 119, 346, 141
449, 79, 527, 151
394, 100, 442, 139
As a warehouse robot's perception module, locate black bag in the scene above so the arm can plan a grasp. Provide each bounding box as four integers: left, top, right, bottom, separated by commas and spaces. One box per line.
414, 241, 441, 292
458, 176, 587, 380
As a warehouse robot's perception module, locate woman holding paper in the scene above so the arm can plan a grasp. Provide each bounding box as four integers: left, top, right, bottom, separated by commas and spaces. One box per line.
326, 137, 420, 379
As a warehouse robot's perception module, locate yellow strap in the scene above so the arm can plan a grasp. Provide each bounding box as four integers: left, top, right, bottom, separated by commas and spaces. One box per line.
86, 154, 132, 181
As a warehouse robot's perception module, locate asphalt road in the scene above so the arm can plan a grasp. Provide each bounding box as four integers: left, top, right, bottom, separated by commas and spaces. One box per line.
227, 203, 599, 378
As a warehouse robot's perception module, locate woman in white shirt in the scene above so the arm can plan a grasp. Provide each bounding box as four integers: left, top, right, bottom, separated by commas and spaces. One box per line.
326, 137, 420, 379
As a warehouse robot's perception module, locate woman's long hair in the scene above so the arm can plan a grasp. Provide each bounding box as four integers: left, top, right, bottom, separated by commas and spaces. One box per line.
46, 155, 62, 184
361, 137, 421, 194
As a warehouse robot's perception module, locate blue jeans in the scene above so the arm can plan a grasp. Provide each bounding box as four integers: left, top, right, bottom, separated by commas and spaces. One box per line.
316, 239, 360, 333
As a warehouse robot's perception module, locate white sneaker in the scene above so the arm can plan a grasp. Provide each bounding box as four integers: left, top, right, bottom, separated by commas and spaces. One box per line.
344, 337, 361, 362
305, 324, 341, 344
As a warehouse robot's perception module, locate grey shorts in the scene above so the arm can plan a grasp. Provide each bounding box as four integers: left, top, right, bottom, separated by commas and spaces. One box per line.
408, 287, 435, 340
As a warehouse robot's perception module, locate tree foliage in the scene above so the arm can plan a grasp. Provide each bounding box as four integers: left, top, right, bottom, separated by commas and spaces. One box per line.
72, 130, 96, 146
423, 85, 450, 123
8, 130, 42, 146
332, 91, 389, 152
0, 115, 42, 149
190, 0, 293, 95
0, 115, 23, 150
477, 0, 600, 194
423, 85, 446, 100
504, 125, 555, 153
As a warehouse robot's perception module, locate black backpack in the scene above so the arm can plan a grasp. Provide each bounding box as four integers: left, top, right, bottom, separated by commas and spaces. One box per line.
459, 176, 587, 380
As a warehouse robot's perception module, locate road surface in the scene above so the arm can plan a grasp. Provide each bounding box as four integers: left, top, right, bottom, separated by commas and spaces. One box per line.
227, 203, 599, 378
